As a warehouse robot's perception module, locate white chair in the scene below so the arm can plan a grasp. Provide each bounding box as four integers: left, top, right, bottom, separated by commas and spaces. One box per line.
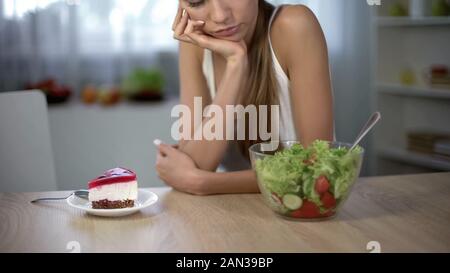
0, 90, 57, 192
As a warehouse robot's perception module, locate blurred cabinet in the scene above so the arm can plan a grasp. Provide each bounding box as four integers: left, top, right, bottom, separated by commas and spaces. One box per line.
370, 0, 450, 175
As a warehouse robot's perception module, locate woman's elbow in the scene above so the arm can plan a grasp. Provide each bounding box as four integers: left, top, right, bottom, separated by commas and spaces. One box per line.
178, 144, 220, 172
195, 160, 220, 173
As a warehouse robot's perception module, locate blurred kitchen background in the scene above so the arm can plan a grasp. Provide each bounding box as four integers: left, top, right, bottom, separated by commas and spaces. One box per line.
0, 0, 449, 191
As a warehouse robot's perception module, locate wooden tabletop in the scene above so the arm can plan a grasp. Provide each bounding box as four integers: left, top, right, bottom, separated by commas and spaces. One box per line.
1, 172, 449, 253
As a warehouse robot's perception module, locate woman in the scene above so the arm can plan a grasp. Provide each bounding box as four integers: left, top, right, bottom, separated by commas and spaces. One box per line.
155, 0, 334, 195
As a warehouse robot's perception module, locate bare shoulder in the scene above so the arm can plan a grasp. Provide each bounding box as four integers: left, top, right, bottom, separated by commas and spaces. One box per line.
272, 5, 323, 39
270, 5, 326, 73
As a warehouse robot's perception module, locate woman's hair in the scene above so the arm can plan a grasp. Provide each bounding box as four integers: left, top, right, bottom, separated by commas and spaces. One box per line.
238, 0, 278, 159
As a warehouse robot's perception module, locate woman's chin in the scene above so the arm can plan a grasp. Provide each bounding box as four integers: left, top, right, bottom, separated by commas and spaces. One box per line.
211, 34, 244, 43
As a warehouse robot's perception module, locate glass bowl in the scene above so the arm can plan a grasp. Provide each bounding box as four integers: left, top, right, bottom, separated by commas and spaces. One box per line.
249, 141, 364, 221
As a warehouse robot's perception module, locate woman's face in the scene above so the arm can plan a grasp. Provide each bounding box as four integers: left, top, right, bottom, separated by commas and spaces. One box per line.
181, 0, 259, 43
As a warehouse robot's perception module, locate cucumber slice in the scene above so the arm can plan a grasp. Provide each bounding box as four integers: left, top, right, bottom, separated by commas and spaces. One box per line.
282, 194, 303, 210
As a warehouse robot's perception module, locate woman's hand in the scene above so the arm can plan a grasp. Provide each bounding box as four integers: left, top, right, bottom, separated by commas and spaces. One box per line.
155, 142, 207, 195
172, 6, 247, 64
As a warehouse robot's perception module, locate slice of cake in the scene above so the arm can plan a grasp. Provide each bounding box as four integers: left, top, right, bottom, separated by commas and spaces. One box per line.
88, 167, 138, 209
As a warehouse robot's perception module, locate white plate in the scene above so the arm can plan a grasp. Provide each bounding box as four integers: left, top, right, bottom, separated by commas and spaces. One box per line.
67, 189, 158, 217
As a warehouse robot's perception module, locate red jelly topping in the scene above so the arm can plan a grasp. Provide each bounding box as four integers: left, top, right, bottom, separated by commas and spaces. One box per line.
88, 167, 137, 189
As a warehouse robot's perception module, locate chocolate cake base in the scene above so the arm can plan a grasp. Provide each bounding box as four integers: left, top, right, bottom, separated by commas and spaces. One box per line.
92, 199, 134, 209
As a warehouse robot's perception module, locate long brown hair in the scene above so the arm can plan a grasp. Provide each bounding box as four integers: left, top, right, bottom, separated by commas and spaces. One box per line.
238, 0, 279, 159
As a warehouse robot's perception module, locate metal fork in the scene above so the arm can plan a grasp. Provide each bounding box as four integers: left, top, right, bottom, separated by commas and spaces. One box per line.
30, 190, 89, 203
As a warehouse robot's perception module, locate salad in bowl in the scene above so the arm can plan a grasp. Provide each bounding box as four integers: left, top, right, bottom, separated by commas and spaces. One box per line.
249, 140, 364, 221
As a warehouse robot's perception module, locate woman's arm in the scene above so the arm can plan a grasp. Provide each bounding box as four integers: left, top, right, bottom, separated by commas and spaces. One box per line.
179, 41, 248, 172
272, 6, 334, 146
156, 143, 259, 195
197, 169, 259, 195
174, 9, 250, 172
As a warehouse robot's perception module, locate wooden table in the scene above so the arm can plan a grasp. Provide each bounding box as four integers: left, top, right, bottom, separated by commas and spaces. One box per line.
1, 172, 449, 253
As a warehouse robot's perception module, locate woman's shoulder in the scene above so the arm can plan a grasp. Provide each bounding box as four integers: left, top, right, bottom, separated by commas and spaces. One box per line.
270, 5, 326, 73
272, 4, 321, 35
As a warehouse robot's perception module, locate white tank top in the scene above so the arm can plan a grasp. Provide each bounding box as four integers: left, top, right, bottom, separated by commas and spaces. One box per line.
202, 6, 297, 171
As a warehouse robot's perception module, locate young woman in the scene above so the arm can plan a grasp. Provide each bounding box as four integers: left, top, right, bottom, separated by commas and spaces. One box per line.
155, 0, 334, 195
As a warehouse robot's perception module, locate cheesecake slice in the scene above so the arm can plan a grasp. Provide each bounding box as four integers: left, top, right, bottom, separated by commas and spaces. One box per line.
88, 167, 138, 209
